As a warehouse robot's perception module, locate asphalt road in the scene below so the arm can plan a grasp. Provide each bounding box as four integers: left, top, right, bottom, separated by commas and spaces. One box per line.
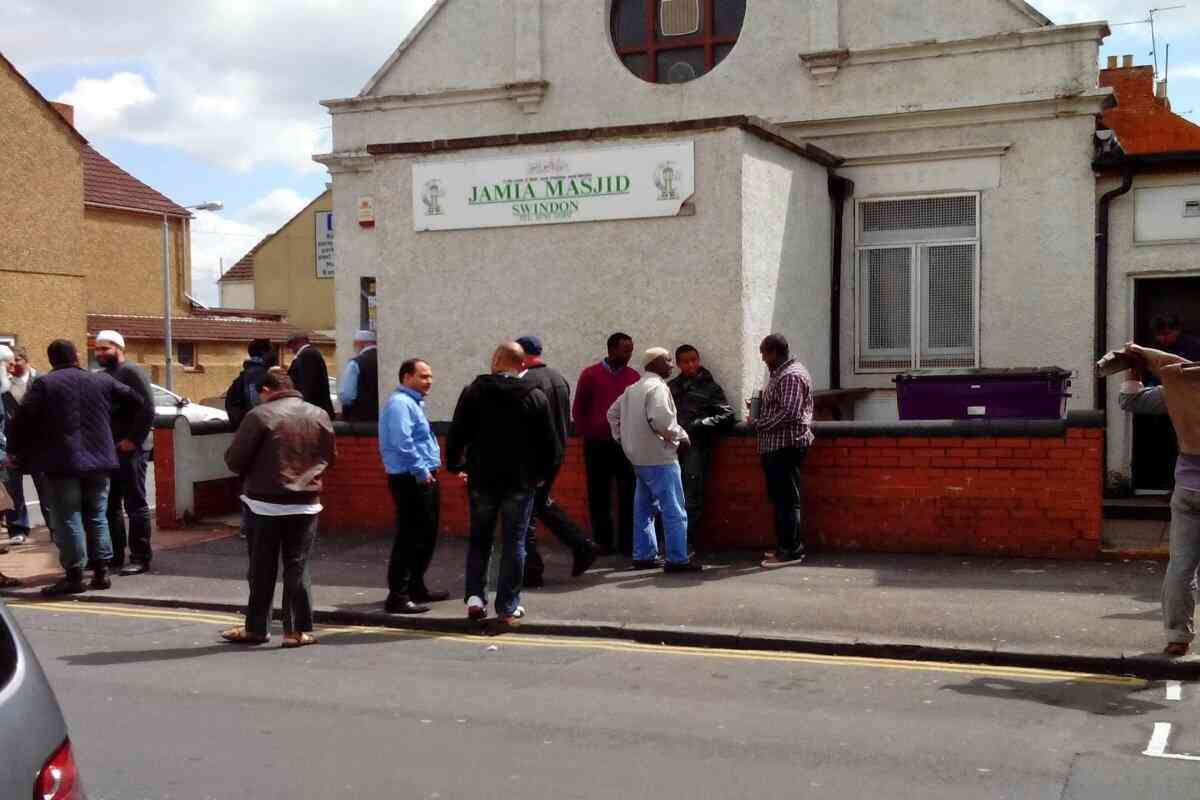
9, 602, 1200, 800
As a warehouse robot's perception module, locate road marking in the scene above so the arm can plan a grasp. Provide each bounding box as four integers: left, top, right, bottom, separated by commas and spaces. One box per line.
1144, 722, 1200, 761
8, 601, 1146, 686
1166, 681, 1183, 701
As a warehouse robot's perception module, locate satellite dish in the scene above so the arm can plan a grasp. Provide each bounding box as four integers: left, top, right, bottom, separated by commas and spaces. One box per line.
666, 61, 697, 84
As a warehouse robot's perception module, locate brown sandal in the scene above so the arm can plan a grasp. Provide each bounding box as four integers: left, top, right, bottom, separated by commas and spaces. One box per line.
1164, 643, 1190, 657
282, 632, 317, 649
220, 626, 269, 645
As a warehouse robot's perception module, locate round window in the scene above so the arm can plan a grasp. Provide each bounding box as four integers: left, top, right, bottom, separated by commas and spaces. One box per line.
611, 0, 747, 84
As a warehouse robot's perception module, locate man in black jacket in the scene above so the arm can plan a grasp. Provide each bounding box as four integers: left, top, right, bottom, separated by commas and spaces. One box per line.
339, 330, 379, 422
285, 332, 334, 418
8, 340, 142, 595
516, 335, 596, 586
225, 338, 274, 429
95, 330, 157, 575
668, 345, 734, 550
447, 342, 559, 625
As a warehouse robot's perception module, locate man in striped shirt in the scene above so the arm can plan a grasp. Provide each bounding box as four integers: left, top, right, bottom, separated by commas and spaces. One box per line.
747, 333, 814, 567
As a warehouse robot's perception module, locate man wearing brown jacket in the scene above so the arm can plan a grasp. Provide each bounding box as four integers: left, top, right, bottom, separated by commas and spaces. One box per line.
220, 371, 337, 648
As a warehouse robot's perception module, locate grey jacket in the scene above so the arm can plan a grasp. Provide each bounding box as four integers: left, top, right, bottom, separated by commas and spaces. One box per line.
1119, 382, 1167, 416
607, 374, 689, 467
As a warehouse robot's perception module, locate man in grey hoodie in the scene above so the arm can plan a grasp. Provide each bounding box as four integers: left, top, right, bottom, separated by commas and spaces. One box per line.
608, 347, 701, 573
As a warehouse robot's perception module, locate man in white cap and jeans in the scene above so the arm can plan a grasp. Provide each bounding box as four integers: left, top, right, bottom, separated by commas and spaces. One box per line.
94, 330, 156, 574
607, 347, 701, 573
338, 329, 379, 422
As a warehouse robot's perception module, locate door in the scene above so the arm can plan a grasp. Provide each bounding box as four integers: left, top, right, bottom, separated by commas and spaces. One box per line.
1132, 276, 1200, 492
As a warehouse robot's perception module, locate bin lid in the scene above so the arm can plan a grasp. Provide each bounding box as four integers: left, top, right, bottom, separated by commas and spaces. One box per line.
893, 367, 1072, 382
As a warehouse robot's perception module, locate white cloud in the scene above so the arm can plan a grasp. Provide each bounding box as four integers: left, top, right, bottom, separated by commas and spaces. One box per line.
58, 72, 155, 131
7, 0, 437, 174
189, 210, 268, 307
242, 188, 312, 231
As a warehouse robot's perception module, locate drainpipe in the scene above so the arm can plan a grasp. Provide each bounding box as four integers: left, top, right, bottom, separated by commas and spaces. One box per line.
1095, 162, 1134, 490
828, 174, 855, 391
1094, 165, 1134, 410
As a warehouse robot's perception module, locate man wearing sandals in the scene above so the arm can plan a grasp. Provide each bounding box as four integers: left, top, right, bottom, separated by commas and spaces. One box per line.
1117, 342, 1200, 657
221, 371, 337, 648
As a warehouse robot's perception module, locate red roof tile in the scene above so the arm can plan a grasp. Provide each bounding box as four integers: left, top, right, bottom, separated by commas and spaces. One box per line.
218, 253, 255, 282
1100, 64, 1200, 155
87, 314, 334, 345
82, 146, 190, 217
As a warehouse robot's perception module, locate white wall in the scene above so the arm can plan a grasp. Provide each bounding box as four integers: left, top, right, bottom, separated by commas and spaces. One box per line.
739, 130, 833, 398
219, 281, 254, 309
366, 129, 748, 422
1134, 184, 1200, 243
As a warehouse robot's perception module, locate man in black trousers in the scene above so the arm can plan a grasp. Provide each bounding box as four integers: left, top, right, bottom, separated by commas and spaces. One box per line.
516, 335, 597, 586
285, 331, 334, 418
94, 330, 156, 575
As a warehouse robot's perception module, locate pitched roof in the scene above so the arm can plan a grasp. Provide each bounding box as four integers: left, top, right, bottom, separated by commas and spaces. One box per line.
82, 145, 190, 217
1100, 63, 1200, 156
0, 51, 88, 147
217, 252, 256, 283
87, 314, 334, 345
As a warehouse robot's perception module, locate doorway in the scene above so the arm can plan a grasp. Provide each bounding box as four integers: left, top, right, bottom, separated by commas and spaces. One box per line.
1131, 276, 1200, 492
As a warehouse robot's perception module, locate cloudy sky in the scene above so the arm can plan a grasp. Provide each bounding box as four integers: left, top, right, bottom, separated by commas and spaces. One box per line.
6, 0, 1198, 306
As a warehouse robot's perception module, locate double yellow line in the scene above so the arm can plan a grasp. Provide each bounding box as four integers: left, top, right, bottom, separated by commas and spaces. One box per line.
10, 601, 1146, 687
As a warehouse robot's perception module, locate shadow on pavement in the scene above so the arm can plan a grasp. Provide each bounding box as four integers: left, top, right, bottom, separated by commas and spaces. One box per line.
941, 677, 1166, 716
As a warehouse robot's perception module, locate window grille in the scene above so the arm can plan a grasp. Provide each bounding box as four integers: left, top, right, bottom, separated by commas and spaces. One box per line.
856, 194, 980, 372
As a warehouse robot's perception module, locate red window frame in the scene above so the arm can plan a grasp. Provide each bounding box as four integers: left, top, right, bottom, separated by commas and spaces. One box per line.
613, 0, 742, 83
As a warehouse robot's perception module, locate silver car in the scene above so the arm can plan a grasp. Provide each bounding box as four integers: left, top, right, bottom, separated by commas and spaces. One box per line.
0, 600, 86, 798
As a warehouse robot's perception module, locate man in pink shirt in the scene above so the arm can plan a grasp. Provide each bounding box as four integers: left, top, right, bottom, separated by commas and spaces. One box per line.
572, 333, 639, 556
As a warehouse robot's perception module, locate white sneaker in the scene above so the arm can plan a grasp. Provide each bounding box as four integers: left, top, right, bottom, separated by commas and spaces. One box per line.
466, 595, 487, 620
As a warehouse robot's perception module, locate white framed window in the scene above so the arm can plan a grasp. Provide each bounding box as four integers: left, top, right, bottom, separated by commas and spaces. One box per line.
855, 193, 980, 372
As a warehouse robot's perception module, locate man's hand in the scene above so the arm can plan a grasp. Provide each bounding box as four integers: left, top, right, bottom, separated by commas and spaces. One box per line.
418, 472, 436, 486
117, 439, 137, 454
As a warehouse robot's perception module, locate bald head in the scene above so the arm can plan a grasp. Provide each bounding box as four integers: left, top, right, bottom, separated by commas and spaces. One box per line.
491, 341, 526, 374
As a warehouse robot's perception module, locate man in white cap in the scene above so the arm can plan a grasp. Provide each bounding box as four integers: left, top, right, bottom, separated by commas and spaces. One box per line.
339, 329, 379, 422
607, 347, 701, 573
94, 330, 156, 575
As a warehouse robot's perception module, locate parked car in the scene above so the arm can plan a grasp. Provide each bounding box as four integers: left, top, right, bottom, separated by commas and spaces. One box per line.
152, 384, 229, 425
0, 600, 86, 799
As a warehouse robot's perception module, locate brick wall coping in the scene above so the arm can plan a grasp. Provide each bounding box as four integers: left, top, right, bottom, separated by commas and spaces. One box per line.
326, 409, 1105, 440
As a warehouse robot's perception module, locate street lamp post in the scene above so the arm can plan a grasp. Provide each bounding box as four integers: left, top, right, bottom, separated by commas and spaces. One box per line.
163, 201, 222, 392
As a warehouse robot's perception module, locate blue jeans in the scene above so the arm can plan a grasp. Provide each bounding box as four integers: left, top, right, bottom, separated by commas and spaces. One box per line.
465, 487, 535, 616
42, 472, 112, 572
5, 468, 50, 536
633, 463, 688, 565
1164, 487, 1200, 644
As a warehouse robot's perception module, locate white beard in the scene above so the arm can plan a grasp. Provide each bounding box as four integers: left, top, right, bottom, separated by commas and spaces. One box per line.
0, 370, 11, 394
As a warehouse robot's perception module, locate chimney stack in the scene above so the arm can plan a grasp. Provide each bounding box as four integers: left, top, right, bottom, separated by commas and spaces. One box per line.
49, 102, 74, 127
1107, 55, 1118, 69
1123, 54, 1134, 68
1157, 80, 1170, 103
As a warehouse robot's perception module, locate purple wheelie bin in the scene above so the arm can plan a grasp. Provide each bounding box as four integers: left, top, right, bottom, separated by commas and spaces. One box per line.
894, 368, 1072, 420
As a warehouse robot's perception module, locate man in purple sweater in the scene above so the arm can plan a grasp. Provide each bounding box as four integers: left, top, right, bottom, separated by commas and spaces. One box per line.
572, 332, 639, 556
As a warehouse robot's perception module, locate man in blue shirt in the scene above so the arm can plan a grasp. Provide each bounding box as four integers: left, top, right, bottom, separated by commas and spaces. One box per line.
338, 330, 379, 422
379, 357, 446, 614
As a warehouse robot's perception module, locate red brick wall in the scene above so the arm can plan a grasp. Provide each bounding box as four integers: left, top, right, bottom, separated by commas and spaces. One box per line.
319, 427, 1103, 559
153, 427, 177, 529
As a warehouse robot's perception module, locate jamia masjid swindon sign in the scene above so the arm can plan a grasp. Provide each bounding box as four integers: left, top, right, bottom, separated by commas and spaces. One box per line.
412, 141, 694, 232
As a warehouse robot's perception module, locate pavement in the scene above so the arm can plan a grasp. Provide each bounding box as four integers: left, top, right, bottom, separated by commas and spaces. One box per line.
13, 601, 1198, 799
4, 521, 1198, 680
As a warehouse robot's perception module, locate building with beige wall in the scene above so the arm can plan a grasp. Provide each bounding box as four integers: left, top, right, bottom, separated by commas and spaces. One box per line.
0, 53, 87, 361
221, 189, 336, 336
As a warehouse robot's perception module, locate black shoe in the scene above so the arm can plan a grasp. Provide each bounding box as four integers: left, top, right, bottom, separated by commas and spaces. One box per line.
119, 562, 150, 576
384, 598, 431, 615
523, 572, 545, 588
41, 570, 86, 597
410, 589, 450, 603
571, 546, 597, 578
664, 560, 703, 574
89, 567, 112, 591
630, 557, 664, 570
